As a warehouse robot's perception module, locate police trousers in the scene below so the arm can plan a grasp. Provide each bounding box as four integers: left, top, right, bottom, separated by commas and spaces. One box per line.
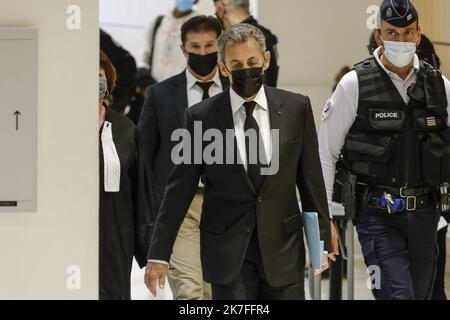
355, 211, 440, 300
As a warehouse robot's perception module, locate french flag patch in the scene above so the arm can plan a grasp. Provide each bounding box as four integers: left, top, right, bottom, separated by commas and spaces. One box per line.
321, 100, 333, 121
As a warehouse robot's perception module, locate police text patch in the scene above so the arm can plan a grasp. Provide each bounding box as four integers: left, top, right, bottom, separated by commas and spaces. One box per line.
370, 110, 403, 121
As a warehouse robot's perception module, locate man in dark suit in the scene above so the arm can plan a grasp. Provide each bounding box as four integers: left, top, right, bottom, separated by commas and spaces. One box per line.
145, 23, 338, 300
138, 16, 228, 300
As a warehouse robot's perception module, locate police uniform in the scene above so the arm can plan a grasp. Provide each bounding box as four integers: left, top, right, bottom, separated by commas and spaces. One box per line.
319, 0, 450, 300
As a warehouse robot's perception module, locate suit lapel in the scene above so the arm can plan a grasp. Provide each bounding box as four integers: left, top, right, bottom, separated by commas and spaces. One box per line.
266, 85, 285, 143
216, 89, 256, 194
172, 71, 189, 126
260, 85, 284, 193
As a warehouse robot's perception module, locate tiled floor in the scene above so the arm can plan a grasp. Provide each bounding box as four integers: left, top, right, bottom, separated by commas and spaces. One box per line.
131, 230, 450, 300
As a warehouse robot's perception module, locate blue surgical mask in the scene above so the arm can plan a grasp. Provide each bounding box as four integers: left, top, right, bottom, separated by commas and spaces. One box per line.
175, 0, 195, 12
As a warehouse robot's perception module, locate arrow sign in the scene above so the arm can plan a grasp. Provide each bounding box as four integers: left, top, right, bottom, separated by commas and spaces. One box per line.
13, 110, 21, 131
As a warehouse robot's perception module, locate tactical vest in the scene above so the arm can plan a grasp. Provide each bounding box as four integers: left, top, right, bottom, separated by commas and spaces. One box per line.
343, 57, 450, 188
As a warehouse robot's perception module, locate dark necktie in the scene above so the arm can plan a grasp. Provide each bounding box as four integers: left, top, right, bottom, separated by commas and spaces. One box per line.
196, 81, 214, 101
244, 101, 267, 193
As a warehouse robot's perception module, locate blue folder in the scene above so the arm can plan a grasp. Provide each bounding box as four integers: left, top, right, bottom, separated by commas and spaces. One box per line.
302, 212, 324, 270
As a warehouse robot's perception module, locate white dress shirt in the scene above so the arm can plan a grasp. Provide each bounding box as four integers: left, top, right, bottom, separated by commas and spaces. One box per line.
186, 68, 223, 107
144, 10, 198, 82
230, 86, 272, 171
319, 47, 450, 209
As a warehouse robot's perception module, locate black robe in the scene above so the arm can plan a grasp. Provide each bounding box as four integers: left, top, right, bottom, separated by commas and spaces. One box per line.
99, 109, 156, 300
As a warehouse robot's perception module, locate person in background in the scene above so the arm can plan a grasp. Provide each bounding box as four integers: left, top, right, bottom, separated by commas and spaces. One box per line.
139, 15, 227, 300
332, 66, 351, 93
125, 68, 156, 125
213, 0, 279, 87
101, 29, 137, 114
99, 51, 156, 300
367, 33, 378, 56
417, 34, 441, 71
143, 0, 200, 82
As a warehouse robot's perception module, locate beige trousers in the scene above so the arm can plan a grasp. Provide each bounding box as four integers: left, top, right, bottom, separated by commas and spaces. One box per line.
168, 194, 212, 300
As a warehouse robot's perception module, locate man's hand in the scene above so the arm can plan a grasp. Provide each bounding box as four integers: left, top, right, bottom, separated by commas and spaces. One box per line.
144, 262, 169, 297
328, 221, 340, 261
313, 252, 330, 275
313, 222, 340, 275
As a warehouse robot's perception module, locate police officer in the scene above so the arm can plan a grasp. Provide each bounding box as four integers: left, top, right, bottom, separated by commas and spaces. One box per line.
319, 0, 450, 300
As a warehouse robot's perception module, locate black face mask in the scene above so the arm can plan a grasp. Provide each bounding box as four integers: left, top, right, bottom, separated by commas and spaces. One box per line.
229, 67, 264, 99
188, 52, 218, 77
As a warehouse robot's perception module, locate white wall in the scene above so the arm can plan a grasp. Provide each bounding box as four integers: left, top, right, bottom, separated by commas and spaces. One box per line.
0, 0, 99, 299
414, 0, 450, 77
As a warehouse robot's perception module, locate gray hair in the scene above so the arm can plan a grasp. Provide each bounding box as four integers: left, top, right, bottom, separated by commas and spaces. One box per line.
223, 0, 250, 11
217, 23, 266, 63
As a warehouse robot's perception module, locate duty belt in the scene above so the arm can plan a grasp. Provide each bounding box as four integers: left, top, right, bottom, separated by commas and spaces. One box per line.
367, 185, 435, 212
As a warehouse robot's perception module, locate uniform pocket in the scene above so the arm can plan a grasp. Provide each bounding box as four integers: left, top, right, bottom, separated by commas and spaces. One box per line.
421, 131, 450, 184
345, 133, 394, 161
369, 109, 405, 131
345, 132, 396, 178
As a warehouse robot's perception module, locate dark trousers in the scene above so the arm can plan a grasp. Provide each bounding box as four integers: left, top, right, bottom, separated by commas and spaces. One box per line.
211, 230, 305, 300
355, 211, 439, 300
432, 225, 448, 300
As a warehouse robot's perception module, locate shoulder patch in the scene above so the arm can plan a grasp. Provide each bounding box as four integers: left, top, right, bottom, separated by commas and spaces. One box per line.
321, 99, 333, 121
